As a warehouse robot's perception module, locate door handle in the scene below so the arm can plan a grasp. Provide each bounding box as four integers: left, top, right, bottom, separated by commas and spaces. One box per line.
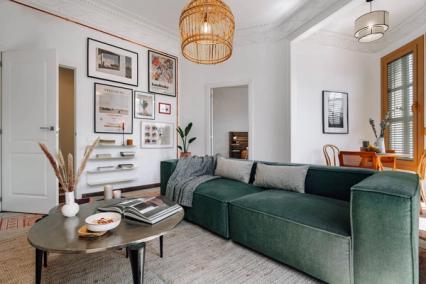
40, 126, 55, 131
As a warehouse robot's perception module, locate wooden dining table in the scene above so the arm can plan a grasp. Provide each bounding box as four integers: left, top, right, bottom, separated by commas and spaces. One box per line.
339, 150, 406, 171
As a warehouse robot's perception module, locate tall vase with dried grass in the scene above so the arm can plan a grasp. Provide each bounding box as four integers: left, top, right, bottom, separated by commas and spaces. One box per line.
39, 137, 100, 217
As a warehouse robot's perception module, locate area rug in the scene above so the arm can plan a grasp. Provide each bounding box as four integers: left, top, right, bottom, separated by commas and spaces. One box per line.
0, 221, 319, 283
0, 213, 42, 232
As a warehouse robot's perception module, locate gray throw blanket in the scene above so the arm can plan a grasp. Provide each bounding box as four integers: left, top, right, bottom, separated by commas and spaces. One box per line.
166, 156, 219, 207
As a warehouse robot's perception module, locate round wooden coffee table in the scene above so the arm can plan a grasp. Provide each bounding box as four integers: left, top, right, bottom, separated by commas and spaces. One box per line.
27, 199, 184, 284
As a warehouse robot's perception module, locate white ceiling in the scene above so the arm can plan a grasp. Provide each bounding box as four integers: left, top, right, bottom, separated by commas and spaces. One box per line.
319, 0, 426, 36
99, 0, 309, 33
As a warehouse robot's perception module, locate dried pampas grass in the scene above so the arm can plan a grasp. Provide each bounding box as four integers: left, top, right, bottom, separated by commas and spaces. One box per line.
39, 137, 100, 192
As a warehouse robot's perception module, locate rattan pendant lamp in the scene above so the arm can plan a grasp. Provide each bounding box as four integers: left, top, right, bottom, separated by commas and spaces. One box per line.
179, 0, 235, 64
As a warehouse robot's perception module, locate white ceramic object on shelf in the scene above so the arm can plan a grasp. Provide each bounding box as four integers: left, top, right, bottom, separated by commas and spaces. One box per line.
376, 137, 386, 154
104, 185, 113, 200
61, 191, 80, 217
85, 212, 121, 232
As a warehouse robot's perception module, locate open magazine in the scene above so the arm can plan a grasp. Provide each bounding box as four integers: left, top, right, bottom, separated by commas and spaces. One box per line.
98, 196, 183, 225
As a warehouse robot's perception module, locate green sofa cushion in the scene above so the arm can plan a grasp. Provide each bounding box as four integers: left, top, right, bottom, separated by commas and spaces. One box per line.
229, 190, 352, 284
184, 178, 262, 239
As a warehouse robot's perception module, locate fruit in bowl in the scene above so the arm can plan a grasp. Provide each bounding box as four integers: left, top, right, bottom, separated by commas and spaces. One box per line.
85, 212, 121, 232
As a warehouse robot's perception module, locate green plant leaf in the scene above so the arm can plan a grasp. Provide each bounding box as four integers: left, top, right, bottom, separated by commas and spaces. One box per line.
177, 145, 183, 150
177, 127, 184, 138
184, 122, 193, 136
188, 137, 197, 144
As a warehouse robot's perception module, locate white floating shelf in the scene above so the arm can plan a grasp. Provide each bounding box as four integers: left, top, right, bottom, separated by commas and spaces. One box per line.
95, 144, 137, 148
87, 167, 137, 174
87, 178, 137, 186
89, 156, 135, 161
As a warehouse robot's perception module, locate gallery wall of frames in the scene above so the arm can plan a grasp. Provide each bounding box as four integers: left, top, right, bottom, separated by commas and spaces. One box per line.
86, 38, 178, 192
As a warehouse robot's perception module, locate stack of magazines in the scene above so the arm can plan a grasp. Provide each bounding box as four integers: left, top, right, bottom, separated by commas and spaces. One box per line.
98, 196, 182, 224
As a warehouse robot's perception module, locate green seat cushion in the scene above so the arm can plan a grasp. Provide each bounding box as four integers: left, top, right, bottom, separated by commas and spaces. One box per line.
229, 190, 352, 284
185, 178, 262, 238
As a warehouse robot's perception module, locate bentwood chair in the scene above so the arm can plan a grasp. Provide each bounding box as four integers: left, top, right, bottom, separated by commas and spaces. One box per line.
323, 144, 340, 166
416, 150, 426, 214
338, 151, 380, 170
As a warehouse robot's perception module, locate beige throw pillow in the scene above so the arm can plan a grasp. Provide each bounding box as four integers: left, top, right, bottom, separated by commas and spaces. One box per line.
214, 156, 254, 184
254, 163, 309, 193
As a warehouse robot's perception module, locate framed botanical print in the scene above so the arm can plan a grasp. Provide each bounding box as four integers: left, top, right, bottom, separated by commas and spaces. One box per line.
94, 83, 133, 134
158, 102, 172, 115
134, 92, 155, 120
88, 38, 139, 86
322, 91, 349, 134
141, 121, 174, 149
148, 50, 176, 97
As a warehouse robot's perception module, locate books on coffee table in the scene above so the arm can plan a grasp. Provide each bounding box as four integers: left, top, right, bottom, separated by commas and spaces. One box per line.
98, 196, 183, 225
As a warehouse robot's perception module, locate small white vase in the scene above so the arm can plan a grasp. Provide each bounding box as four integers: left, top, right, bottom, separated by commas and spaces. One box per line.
61, 191, 79, 217
376, 137, 386, 154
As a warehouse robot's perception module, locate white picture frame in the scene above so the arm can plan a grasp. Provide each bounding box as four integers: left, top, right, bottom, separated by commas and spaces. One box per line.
134, 92, 155, 120
141, 121, 174, 149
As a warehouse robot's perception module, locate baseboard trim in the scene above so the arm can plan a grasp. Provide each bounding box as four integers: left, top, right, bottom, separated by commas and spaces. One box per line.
82, 183, 160, 198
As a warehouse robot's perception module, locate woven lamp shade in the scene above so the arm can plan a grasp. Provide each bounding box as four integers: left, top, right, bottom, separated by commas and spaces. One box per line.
180, 0, 235, 65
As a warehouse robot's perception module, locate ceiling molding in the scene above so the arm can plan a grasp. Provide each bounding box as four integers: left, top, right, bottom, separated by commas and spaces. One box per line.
300, 4, 426, 54
12, 0, 181, 55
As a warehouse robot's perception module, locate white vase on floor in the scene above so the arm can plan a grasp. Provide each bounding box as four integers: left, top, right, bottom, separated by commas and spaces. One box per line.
61, 191, 79, 217
376, 137, 386, 154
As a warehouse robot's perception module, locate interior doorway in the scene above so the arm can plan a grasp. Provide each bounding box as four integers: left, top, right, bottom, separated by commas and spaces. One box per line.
59, 67, 75, 198
211, 85, 249, 159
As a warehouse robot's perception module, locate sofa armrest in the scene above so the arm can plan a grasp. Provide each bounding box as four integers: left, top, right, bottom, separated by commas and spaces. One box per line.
160, 159, 178, 196
351, 171, 419, 284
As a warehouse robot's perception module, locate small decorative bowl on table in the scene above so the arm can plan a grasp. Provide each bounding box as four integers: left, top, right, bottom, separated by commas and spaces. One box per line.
84, 212, 122, 232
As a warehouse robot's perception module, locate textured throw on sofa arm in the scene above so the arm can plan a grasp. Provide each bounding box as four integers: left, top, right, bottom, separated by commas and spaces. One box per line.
351, 171, 419, 284
161, 160, 178, 196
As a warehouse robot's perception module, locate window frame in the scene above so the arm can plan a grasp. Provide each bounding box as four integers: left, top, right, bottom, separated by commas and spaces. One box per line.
381, 35, 424, 171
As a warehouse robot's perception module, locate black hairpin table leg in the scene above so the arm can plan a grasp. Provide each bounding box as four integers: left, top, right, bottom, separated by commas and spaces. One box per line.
128, 243, 146, 284
43, 251, 48, 267
35, 249, 43, 284
159, 236, 163, 258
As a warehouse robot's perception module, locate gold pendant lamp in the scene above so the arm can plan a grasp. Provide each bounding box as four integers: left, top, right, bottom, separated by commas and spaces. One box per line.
179, 0, 235, 65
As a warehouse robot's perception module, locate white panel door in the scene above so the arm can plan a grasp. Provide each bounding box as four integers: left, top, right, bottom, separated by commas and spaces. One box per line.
2, 50, 58, 214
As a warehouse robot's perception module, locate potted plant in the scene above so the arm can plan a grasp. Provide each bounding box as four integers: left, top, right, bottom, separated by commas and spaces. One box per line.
39, 137, 99, 217
177, 122, 197, 158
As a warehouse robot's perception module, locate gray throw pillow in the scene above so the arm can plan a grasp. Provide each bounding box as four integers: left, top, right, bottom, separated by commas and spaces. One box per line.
253, 163, 309, 193
214, 156, 254, 184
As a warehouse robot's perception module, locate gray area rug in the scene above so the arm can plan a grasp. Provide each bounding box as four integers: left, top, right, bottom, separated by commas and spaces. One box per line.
0, 220, 319, 283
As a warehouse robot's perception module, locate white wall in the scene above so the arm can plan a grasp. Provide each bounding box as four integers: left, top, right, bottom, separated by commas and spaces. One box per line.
180, 39, 291, 162
0, 2, 178, 197
212, 86, 248, 157
291, 39, 380, 165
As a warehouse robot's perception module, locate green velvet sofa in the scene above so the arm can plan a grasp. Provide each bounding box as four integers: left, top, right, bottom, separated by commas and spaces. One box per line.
160, 159, 419, 284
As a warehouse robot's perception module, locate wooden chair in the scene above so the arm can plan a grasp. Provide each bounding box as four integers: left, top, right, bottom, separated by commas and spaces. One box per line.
338, 151, 380, 170
416, 150, 426, 214
323, 144, 340, 166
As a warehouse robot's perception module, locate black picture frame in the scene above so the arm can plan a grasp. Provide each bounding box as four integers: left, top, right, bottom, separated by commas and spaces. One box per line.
322, 90, 349, 134
87, 38, 139, 87
134, 91, 156, 120
94, 83, 134, 134
148, 50, 177, 97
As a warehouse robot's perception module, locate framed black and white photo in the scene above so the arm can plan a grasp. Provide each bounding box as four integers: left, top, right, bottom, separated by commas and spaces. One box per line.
322, 91, 348, 134
134, 91, 155, 120
148, 50, 176, 97
88, 38, 138, 86
141, 121, 174, 149
94, 83, 133, 134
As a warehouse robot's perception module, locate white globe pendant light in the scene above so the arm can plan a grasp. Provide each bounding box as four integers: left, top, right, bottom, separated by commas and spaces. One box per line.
354, 0, 389, 43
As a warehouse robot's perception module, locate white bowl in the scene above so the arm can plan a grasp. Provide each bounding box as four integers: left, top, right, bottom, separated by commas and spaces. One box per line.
85, 212, 121, 232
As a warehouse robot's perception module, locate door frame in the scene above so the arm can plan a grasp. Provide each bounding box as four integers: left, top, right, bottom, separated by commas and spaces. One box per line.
205, 80, 254, 159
